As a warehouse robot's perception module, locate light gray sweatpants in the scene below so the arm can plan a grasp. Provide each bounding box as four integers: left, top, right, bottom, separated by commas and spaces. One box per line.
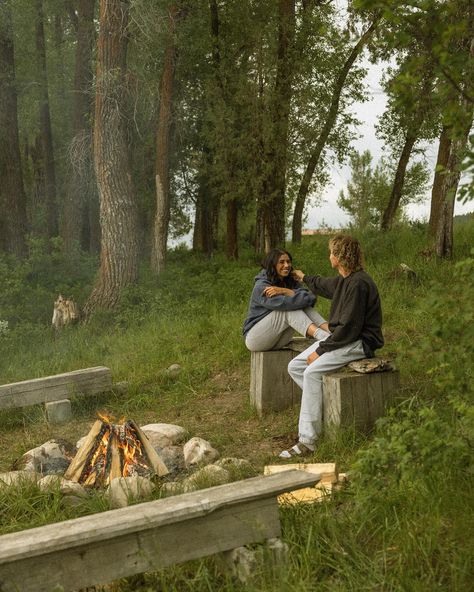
288, 337, 366, 445
245, 308, 327, 351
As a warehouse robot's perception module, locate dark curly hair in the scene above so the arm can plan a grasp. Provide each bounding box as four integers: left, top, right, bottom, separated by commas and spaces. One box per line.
261, 248, 296, 287
329, 234, 364, 273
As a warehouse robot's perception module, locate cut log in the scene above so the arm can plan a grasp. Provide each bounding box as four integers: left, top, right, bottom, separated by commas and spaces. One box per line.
0, 471, 319, 592
250, 345, 399, 433
0, 367, 113, 410
65, 419, 169, 486
250, 338, 312, 415
323, 368, 399, 434
64, 420, 103, 482
264, 463, 336, 505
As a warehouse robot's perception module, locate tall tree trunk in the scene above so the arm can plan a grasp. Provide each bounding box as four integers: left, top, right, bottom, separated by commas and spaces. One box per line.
35, 0, 58, 238
193, 144, 218, 256
83, 0, 139, 315
151, 4, 178, 275
263, 0, 296, 249
255, 200, 266, 254
381, 132, 418, 230
193, 183, 217, 256
209, 0, 238, 260
62, 0, 96, 255
226, 199, 238, 260
433, 123, 473, 258
428, 125, 452, 234
291, 18, 379, 243
381, 64, 434, 230
0, 0, 27, 257
430, 26, 474, 256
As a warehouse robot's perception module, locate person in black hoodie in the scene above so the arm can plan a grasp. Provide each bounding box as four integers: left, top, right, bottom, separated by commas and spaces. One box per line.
243, 248, 329, 352
279, 234, 384, 458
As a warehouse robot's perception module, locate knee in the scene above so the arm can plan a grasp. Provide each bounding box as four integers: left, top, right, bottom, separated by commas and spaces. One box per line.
288, 358, 300, 377
303, 366, 322, 383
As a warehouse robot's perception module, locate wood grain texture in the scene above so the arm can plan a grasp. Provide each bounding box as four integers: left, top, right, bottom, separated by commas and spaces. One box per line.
0, 366, 112, 409
323, 369, 399, 434
250, 349, 295, 416
0, 471, 319, 592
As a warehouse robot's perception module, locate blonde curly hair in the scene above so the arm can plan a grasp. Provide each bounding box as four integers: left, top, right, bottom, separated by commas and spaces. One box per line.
329, 234, 364, 273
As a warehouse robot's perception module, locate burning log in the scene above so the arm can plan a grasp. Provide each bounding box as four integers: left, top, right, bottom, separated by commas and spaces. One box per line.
65, 416, 168, 487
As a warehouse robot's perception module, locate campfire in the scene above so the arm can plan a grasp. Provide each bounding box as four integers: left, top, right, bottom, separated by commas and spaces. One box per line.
64, 414, 169, 487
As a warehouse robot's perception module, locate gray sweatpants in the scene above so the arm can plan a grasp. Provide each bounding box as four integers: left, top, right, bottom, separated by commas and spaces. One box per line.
245, 308, 327, 351
288, 337, 366, 445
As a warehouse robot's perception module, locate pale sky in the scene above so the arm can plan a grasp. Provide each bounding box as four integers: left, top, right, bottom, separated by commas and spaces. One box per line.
306, 59, 473, 229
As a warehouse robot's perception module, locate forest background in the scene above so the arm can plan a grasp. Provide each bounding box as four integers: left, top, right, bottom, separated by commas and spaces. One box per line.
0, 0, 473, 590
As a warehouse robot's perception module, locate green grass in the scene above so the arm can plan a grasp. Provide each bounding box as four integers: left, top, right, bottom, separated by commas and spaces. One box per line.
0, 222, 473, 590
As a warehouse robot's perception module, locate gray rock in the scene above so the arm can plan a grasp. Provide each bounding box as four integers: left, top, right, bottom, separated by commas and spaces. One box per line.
165, 364, 182, 378
0, 471, 38, 487
155, 445, 185, 473
107, 476, 154, 508
182, 465, 230, 491
214, 457, 253, 471
160, 481, 183, 496
223, 546, 258, 584
141, 423, 187, 448
183, 437, 219, 467
20, 439, 75, 475
267, 537, 289, 563
38, 475, 88, 498
62, 494, 87, 508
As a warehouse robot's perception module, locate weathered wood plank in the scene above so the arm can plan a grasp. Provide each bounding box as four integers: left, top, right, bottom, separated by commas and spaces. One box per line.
250, 350, 295, 416
0, 471, 319, 592
323, 369, 399, 434
0, 367, 112, 409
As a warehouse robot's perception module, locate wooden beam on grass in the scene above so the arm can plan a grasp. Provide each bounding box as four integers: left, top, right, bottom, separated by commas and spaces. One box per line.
0, 367, 113, 410
0, 471, 319, 592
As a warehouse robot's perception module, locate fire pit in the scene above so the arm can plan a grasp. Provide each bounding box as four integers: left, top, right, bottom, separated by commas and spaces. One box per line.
64, 414, 169, 487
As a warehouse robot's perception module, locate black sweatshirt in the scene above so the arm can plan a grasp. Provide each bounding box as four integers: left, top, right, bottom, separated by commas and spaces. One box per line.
303, 270, 384, 357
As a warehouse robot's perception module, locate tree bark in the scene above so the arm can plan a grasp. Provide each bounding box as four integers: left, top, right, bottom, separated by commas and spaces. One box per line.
0, 0, 27, 257
428, 125, 452, 234
381, 132, 418, 230
62, 0, 96, 255
83, 0, 139, 315
291, 18, 379, 243
226, 199, 238, 260
35, 0, 58, 238
151, 4, 178, 275
430, 26, 474, 256
263, 0, 296, 249
433, 123, 473, 258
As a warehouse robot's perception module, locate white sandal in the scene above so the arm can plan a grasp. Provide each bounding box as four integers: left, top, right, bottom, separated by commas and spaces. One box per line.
278, 442, 314, 459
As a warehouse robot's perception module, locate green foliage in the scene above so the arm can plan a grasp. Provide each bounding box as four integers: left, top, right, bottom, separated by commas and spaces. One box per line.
0, 237, 96, 326
338, 149, 429, 229
1, 226, 474, 590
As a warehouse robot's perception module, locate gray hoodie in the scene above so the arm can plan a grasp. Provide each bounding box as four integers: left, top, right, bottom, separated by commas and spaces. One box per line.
242, 270, 316, 336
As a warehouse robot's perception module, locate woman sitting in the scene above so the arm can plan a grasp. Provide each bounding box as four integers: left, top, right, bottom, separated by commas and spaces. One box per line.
243, 248, 329, 351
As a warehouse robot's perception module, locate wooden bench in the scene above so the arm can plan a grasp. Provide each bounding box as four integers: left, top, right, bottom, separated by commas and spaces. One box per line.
0, 470, 320, 592
0, 367, 113, 422
250, 339, 399, 433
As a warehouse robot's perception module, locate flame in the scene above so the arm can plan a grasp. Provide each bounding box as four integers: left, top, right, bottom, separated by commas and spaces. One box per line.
117, 422, 148, 477
97, 411, 115, 423
78, 418, 150, 487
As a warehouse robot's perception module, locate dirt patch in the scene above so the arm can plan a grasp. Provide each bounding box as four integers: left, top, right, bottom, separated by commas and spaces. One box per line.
0, 367, 298, 473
